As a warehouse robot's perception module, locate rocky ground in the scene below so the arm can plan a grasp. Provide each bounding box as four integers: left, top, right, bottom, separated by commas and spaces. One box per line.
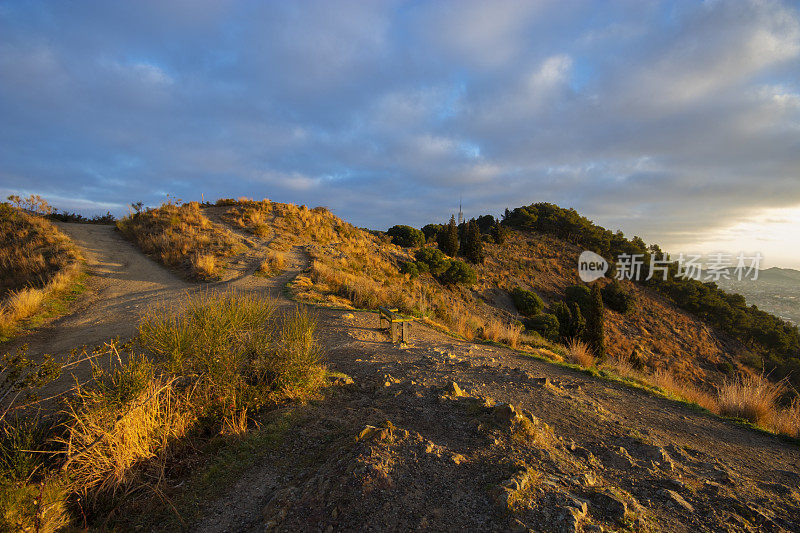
194, 308, 800, 532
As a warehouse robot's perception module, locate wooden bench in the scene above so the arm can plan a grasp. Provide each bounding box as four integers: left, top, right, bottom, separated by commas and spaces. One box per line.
378, 307, 415, 344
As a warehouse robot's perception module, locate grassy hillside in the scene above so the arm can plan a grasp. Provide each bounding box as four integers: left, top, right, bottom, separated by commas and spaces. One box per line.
219, 198, 534, 348
502, 203, 800, 389
117, 201, 246, 280
221, 197, 799, 436
0, 203, 83, 339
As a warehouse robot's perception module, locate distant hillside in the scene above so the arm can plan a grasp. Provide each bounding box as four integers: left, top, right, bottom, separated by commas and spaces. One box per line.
716, 267, 800, 325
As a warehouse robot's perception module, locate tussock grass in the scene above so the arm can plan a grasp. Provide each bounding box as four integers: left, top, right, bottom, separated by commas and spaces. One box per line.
117, 201, 245, 280
603, 355, 800, 436
60, 357, 191, 502
566, 338, 595, 368
257, 250, 286, 277
2, 292, 326, 527
717, 374, 786, 427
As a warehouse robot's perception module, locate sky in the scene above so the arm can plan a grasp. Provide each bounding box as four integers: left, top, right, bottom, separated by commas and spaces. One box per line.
1, 0, 799, 267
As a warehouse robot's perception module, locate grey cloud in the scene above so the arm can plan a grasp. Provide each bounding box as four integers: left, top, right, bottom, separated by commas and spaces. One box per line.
0, 0, 799, 256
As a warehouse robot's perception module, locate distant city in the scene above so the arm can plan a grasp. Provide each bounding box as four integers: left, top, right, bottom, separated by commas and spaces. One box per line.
716, 267, 800, 325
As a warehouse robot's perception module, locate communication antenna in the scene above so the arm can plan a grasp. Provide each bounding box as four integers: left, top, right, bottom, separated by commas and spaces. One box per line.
458, 194, 464, 225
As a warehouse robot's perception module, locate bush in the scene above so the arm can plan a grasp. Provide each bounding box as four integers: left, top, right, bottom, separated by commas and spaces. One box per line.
414, 248, 450, 276
439, 260, 476, 285
399, 261, 420, 278
602, 280, 635, 314
511, 288, 544, 317
387, 225, 425, 248
565, 284, 591, 313
421, 224, 444, 243
526, 313, 560, 341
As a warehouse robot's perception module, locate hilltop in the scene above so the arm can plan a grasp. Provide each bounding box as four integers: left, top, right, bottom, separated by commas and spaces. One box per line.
1, 197, 798, 532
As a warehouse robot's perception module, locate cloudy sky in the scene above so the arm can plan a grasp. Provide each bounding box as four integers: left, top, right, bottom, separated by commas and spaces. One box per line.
1, 1, 799, 267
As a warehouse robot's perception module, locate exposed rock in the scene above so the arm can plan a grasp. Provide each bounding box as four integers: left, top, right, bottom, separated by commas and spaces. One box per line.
493, 402, 522, 425
567, 443, 594, 462
661, 489, 694, 512
492, 468, 537, 512
590, 489, 629, 521
446, 381, 466, 397
565, 494, 589, 517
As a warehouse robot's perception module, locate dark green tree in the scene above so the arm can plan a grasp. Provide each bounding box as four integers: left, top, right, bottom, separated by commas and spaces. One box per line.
552, 301, 572, 339
437, 215, 460, 257
491, 219, 507, 245
387, 225, 425, 247
569, 302, 586, 339
584, 283, 606, 361
421, 223, 444, 243
463, 218, 484, 264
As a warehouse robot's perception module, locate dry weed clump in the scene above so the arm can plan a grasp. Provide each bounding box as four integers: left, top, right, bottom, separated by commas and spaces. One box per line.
257, 250, 286, 277
716, 374, 786, 427
604, 356, 718, 412
60, 356, 191, 502
117, 201, 245, 280
2, 292, 327, 527
566, 338, 595, 367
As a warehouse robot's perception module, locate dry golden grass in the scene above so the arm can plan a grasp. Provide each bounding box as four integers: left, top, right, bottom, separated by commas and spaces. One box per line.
566, 338, 595, 368
0, 202, 79, 295
192, 253, 219, 280
716, 374, 786, 427
604, 355, 718, 412
117, 201, 245, 280
61, 370, 191, 502
257, 250, 286, 277
772, 398, 800, 438
0, 204, 82, 338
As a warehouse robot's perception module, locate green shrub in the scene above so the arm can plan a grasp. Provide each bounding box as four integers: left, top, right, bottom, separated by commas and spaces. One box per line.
399, 261, 420, 278
602, 280, 635, 314
439, 260, 476, 285
527, 313, 560, 341
421, 224, 444, 243
387, 225, 425, 247
511, 288, 544, 317
565, 284, 591, 313
414, 248, 450, 276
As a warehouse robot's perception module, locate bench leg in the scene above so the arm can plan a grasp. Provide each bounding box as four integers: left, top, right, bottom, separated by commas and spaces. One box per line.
391, 322, 399, 343
402, 321, 408, 343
